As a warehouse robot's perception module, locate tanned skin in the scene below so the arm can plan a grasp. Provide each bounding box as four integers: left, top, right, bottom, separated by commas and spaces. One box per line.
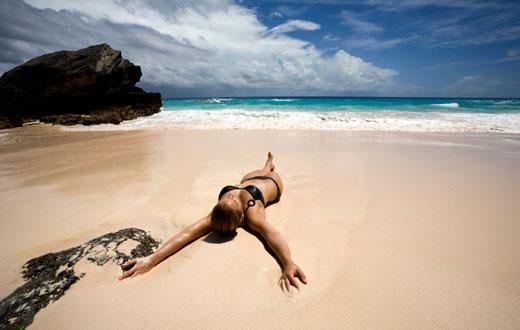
119, 152, 307, 292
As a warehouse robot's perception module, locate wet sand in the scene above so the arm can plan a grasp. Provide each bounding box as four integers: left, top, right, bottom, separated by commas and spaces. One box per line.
1, 125, 519, 329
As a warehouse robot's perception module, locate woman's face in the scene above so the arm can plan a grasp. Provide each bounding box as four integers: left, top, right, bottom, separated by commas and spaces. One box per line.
221, 191, 242, 213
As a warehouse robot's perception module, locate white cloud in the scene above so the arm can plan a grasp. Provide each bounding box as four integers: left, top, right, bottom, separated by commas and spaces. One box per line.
343, 36, 415, 51
335, 10, 412, 51
423, 59, 484, 70
439, 75, 512, 97
323, 34, 340, 42
330, 50, 396, 87
491, 47, 520, 64
363, 0, 515, 11
1, 0, 397, 96
506, 47, 520, 58
269, 5, 307, 18
268, 19, 321, 35
340, 10, 383, 34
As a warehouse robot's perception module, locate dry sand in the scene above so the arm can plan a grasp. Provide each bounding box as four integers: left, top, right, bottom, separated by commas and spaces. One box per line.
1, 125, 520, 329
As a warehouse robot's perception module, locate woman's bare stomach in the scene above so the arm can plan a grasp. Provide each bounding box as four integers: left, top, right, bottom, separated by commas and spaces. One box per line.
237, 172, 283, 205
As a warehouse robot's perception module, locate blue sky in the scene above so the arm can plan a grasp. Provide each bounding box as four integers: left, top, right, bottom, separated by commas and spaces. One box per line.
1, 0, 519, 97
244, 0, 520, 97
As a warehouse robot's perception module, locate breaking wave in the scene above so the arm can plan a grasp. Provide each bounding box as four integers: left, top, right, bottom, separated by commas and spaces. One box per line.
432, 102, 459, 108
63, 108, 520, 133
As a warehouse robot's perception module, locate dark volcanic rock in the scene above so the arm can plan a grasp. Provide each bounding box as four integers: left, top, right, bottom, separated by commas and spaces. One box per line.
0, 44, 162, 129
0, 228, 161, 329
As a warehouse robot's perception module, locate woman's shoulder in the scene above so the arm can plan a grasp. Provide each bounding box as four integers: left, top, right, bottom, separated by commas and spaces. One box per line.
244, 205, 267, 232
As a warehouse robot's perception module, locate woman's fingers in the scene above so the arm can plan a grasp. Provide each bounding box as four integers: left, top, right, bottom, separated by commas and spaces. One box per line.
119, 258, 154, 281
288, 274, 300, 290
296, 268, 307, 284
278, 278, 285, 292
279, 266, 307, 292
284, 278, 291, 292
278, 276, 291, 292
121, 259, 137, 271
119, 267, 136, 280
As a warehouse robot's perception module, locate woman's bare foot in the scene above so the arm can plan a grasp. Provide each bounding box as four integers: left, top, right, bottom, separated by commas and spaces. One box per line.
265, 152, 275, 171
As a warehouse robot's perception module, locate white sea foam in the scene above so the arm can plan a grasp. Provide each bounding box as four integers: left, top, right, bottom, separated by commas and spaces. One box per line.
271, 98, 296, 102
495, 100, 516, 105
207, 98, 232, 103
61, 108, 520, 133
432, 102, 459, 108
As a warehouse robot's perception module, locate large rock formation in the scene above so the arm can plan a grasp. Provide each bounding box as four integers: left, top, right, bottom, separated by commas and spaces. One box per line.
0, 44, 162, 129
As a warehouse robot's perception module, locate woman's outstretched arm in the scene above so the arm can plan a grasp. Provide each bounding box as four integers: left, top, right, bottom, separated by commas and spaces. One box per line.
247, 208, 307, 292
119, 216, 211, 280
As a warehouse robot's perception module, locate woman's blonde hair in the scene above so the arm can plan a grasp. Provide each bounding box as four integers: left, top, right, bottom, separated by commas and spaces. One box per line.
210, 201, 243, 234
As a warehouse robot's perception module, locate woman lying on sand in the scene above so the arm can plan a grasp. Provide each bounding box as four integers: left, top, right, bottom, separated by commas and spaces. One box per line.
119, 152, 307, 292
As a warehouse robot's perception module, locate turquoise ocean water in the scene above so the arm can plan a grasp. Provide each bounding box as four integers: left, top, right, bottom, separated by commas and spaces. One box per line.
68, 97, 520, 132
163, 97, 520, 113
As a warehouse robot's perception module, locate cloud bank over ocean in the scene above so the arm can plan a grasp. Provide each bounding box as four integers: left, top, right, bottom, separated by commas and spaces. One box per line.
0, 0, 396, 97
2, 0, 519, 97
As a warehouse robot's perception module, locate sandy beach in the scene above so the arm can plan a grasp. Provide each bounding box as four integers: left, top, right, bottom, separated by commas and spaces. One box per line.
1, 126, 520, 329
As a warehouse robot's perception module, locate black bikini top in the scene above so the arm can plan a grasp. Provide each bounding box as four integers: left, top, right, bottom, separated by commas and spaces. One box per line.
218, 185, 265, 206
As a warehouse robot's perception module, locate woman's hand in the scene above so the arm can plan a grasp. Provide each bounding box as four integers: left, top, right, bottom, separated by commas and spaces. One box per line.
118, 256, 154, 280
279, 263, 307, 292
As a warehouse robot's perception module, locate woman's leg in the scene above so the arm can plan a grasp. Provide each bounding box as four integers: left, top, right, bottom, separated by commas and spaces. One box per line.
241, 152, 275, 182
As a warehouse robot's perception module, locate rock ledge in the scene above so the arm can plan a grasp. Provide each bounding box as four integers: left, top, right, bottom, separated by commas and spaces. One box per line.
0, 44, 162, 129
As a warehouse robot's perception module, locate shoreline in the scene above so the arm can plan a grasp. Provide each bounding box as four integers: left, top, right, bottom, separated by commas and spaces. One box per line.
2, 124, 520, 160
1, 126, 519, 328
